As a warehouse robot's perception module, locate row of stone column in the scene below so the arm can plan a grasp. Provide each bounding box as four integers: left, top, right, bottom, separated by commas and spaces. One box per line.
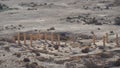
92, 33, 119, 47
13, 32, 119, 47
13, 32, 61, 46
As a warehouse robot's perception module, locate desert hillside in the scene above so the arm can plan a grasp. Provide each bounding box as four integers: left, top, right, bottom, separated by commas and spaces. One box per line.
0, 0, 120, 68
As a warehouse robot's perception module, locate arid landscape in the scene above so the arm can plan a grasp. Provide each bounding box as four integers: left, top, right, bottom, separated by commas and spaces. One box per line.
0, 0, 120, 68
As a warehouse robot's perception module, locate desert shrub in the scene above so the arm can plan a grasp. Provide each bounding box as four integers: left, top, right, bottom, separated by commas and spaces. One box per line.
114, 59, 120, 66
110, 31, 114, 34
47, 27, 55, 31
0, 38, 14, 43
114, 0, 120, 6
86, 17, 98, 24
54, 59, 72, 64
25, 62, 46, 68
37, 57, 54, 62
98, 52, 113, 58
0, 42, 5, 45
114, 17, 120, 25
78, 34, 92, 39
35, 52, 40, 56
4, 46, 10, 52
83, 59, 98, 68
13, 53, 21, 58
65, 62, 77, 68
23, 58, 30, 62
81, 47, 90, 53
0, 3, 9, 11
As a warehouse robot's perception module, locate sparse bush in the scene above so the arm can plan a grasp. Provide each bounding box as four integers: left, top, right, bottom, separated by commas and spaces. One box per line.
114, 17, 120, 25
23, 58, 30, 62
97, 28, 101, 30
98, 52, 113, 58
0, 42, 5, 45
83, 59, 98, 68
4, 46, 10, 52
0, 38, 14, 43
0, 3, 9, 11
25, 62, 46, 68
81, 47, 90, 53
47, 27, 55, 31
37, 57, 48, 62
110, 31, 114, 35
35, 52, 40, 56
79, 34, 92, 39
18, 24, 22, 27
90, 31, 94, 34
114, 59, 120, 66
13, 53, 21, 58
65, 62, 77, 68
54, 59, 72, 64
114, 0, 120, 6
53, 45, 59, 50
37, 56, 54, 62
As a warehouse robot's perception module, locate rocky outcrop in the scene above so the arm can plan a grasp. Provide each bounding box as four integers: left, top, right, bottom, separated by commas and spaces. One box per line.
64, 14, 113, 25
